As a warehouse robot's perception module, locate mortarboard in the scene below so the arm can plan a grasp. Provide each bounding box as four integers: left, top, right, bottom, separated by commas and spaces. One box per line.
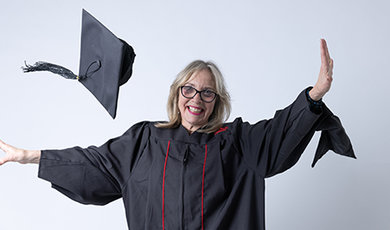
22, 9, 136, 119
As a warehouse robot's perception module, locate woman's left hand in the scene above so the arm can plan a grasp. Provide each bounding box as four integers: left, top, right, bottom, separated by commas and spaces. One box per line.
0, 140, 41, 165
309, 39, 334, 101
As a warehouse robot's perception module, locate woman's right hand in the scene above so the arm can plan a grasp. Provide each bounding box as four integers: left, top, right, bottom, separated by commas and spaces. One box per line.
0, 140, 41, 165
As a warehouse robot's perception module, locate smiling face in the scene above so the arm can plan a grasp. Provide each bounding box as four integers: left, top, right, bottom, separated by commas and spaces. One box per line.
178, 69, 217, 133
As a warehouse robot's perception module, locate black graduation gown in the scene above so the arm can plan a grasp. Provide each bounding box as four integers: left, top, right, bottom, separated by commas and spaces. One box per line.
38, 89, 355, 230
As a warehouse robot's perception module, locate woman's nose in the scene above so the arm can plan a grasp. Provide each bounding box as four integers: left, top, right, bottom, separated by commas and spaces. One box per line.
192, 92, 202, 102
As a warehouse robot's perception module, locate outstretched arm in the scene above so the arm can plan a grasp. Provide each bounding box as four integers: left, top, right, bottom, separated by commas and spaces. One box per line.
0, 140, 41, 165
309, 39, 334, 101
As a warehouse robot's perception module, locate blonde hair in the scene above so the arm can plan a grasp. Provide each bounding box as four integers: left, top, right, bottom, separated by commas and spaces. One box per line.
155, 60, 231, 133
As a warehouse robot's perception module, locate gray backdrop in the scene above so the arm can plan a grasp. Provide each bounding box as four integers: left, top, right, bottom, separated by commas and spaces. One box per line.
1, 0, 389, 229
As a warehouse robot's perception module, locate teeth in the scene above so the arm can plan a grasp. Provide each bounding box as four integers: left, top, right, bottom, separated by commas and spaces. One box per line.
188, 106, 202, 113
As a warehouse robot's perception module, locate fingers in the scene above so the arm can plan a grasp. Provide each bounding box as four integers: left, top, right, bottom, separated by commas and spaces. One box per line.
0, 140, 9, 166
0, 139, 5, 151
0, 156, 9, 166
320, 39, 331, 67
0, 139, 13, 154
322, 39, 331, 60
0, 139, 16, 166
320, 39, 327, 66
314, 39, 334, 98
328, 58, 334, 76
320, 39, 335, 78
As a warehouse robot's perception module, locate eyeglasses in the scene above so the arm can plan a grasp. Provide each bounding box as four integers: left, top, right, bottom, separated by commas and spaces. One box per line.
180, 85, 217, 103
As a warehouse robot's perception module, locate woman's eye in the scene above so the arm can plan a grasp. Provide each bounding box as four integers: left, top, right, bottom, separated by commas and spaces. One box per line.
183, 86, 194, 94
203, 90, 214, 97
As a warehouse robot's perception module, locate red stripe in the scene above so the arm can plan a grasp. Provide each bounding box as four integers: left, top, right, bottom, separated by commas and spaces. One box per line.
214, 126, 228, 135
162, 140, 171, 230
201, 144, 208, 230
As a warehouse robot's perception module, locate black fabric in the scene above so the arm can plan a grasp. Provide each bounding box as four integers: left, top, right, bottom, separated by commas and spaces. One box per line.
23, 9, 136, 119
38, 89, 355, 229
78, 9, 135, 118
312, 105, 355, 167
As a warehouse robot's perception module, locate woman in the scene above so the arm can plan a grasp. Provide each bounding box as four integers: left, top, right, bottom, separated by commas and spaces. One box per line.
0, 39, 354, 229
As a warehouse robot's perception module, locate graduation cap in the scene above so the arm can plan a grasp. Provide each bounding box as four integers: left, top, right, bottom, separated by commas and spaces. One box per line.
22, 9, 136, 119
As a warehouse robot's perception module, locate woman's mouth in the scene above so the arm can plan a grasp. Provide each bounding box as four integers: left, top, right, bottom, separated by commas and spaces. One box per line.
187, 106, 203, 115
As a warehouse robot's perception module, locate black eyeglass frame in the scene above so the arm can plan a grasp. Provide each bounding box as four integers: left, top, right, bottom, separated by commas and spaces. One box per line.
180, 86, 218, 103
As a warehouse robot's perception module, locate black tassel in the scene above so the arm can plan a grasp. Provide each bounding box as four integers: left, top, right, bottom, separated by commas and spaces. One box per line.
22, 61, 83, 80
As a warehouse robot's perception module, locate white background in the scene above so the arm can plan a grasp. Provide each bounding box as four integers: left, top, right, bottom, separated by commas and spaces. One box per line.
0, 0, 389, 229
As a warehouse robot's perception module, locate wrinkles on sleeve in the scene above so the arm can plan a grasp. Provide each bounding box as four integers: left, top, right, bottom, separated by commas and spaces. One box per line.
39, 150, 122, 205
38, 121, 151, 205
83, 121, 151, 189
234, 89, 355, 178
262, 90, 322, 177
311, 106, 356, 167
235, 89, 325, 178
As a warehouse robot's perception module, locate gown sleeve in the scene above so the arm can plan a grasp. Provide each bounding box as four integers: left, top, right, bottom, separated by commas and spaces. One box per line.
234, 88, 355, 178
38, 121, 150, 205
